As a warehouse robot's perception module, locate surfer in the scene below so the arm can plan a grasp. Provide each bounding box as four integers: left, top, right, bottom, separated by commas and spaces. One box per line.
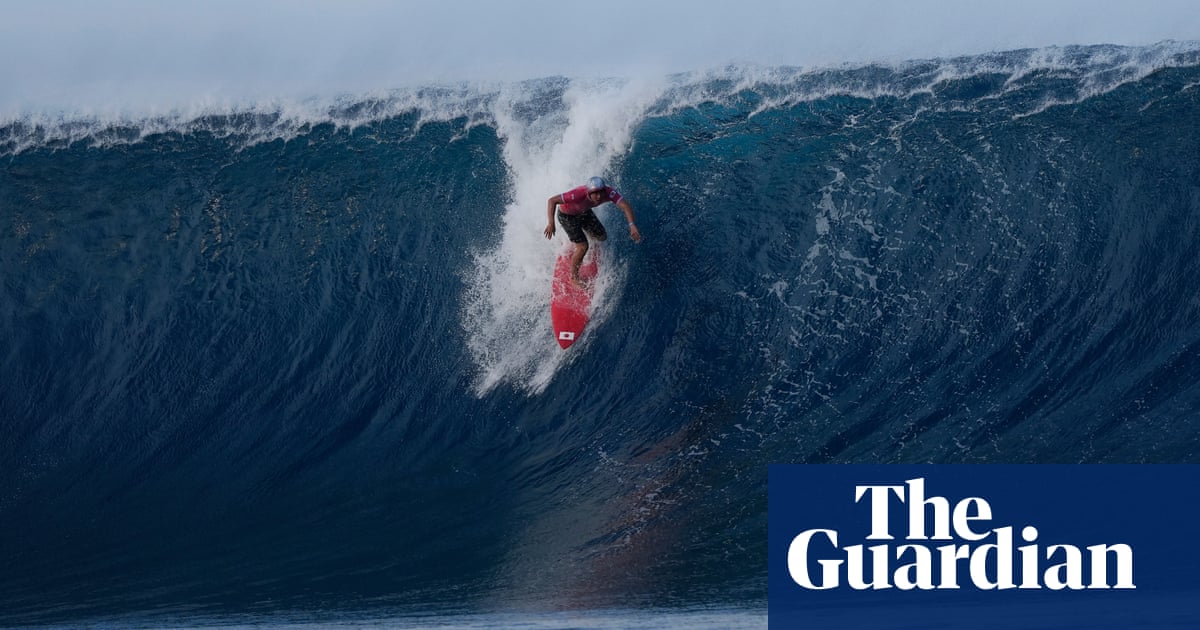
544, 176, 641, 287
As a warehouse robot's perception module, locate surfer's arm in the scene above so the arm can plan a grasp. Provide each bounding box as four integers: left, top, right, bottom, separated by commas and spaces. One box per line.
544, 195, 563, 239
616, 199, 641, 243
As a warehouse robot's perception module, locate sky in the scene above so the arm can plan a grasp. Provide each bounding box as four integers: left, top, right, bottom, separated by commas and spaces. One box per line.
1, 0, 1198, 112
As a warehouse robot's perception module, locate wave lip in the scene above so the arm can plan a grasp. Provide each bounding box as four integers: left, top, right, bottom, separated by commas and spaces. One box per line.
4, 41, 1198, 157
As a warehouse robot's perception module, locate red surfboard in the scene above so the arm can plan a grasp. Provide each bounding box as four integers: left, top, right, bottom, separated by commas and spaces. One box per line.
551, 249, 599, 349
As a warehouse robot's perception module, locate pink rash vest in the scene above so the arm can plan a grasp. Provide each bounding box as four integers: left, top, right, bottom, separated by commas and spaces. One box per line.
557, 185, 624, 216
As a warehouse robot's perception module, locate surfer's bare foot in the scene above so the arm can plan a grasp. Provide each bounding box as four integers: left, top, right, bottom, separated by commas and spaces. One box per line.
570, 275, 587, 290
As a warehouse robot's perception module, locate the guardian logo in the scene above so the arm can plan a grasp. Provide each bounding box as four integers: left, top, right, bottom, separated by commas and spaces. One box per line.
788, 478, 1135, 591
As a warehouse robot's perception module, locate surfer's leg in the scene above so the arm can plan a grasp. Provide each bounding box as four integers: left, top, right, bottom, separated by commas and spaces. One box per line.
559, 211, 591, 288
570, 241, 589, 288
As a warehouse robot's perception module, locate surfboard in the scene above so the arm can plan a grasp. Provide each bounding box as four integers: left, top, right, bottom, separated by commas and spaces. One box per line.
551, 249, 599, 349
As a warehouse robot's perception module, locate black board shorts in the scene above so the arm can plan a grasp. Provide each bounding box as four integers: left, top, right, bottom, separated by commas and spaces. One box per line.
557, 209, 607, 243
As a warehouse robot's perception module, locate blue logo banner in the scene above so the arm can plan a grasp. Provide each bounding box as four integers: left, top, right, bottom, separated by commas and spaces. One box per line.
768, 465, 1200, 629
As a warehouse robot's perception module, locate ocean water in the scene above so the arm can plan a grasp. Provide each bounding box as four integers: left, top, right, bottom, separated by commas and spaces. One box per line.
3, 41, 1200, 627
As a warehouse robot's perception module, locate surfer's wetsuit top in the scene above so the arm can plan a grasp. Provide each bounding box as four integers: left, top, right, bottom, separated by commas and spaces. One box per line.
556, 185, 622, 243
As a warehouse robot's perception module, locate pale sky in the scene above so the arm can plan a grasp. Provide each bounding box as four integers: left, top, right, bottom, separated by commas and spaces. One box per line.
1, 0, 1197, 111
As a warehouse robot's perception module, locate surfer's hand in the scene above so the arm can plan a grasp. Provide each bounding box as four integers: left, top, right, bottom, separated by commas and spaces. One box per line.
544, 223, 556, 239
629, 223, 642, 243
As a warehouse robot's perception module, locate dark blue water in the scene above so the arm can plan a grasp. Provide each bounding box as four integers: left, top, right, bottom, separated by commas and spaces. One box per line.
3, 42, 1200, 626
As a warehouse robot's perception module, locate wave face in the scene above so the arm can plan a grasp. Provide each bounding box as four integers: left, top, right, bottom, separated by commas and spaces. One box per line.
3, 42, 1200, 624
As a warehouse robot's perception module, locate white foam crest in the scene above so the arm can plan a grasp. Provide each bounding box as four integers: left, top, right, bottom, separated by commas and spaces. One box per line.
465, 77, 665, 396
0, 84, 507, 155
6, 42, 1196, 155
641, 41, 1200, 120
1008, 42, 1200, 118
